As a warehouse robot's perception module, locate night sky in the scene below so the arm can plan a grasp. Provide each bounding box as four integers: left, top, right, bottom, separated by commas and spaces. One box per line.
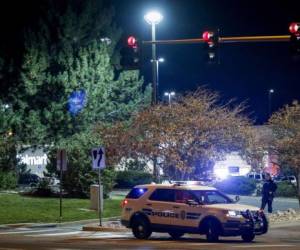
1, 0, 300, 124
115, 0, 300, 123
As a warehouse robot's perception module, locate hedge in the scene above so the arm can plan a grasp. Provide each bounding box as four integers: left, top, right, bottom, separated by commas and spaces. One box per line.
115, 170, 153, 188
214, 176, 257, 196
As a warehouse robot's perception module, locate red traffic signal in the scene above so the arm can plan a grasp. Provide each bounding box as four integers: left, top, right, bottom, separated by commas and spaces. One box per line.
202, 31, 214, 42
289, 23, 300, 34
127, 36, 137, 48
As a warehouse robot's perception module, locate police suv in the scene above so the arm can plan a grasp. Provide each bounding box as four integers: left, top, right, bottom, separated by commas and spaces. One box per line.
121, 183, 268, 242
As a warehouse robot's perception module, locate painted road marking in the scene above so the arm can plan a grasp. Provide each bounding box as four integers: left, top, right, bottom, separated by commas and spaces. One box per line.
27, 231, 81, 237
232, 244, 296, 248
0, 228, 57, 235
0, 248, 23, 250
75, 232, 130, 239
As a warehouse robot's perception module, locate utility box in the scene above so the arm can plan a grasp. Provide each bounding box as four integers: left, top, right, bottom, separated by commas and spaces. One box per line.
90, 184, 103, 211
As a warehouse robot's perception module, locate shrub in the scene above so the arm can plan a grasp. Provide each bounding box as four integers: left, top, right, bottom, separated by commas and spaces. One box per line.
46, 132, 116, 198
115, 170, 153, 188
276, 181, 297, 197
0, 170, 17, 190
33, 178, 53, 197
214, 176, 257, 196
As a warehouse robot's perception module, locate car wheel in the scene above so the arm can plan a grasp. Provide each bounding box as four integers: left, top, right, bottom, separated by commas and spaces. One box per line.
132, 217, 152, 239
206, 220, 220, 242
241, 232, 255, 242
168, 232, 184, 240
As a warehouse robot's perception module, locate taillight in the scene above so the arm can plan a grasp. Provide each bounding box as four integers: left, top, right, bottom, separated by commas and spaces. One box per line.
121, 199, 128, 208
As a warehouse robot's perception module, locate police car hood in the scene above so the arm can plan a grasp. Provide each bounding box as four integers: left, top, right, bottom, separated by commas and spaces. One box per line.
205, 203, 259, 211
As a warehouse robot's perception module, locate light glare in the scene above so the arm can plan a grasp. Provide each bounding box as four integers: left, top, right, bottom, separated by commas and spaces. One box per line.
144, 11, 163, 25
214, 168, 229, 179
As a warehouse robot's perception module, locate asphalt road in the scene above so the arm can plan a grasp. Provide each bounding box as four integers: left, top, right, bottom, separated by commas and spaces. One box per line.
234, 195, 299, 212
0, 223, 300, 250
111, 190, 300, 212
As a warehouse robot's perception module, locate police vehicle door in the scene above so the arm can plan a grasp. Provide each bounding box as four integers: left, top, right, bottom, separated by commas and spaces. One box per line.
171, 190, 202, 228
146, 188, 177, 226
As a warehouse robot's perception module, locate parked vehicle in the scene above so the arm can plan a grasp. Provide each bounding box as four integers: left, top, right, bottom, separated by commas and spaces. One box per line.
247, 172, 265, 181
274, 175, 297, 185
18, 173, 41, 187
121, 182, 268, 242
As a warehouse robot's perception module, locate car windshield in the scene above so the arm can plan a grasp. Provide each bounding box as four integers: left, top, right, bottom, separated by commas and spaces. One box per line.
192, 190, 233, 205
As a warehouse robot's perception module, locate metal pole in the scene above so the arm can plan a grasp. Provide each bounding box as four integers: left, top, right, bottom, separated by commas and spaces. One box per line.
156, 60, 159, 101
151, 23, 157, 105
142, 35, 290, 45
98, 168, 102, 226
268, 92, 272, 118
168, 94, 171, 105
59, 150, 63, 221
151, 23, 159, 181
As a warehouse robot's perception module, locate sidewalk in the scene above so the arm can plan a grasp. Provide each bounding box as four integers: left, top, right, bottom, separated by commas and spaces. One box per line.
0, 217, 120, 231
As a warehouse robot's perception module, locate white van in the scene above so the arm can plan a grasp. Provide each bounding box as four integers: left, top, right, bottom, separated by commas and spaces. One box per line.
247, 172, 265, 181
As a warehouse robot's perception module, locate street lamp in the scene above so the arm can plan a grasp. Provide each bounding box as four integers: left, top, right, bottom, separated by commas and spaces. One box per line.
164, 91, 175, 105
268, 89, 274, 117
151, 57, 165, 100
144, 11, 163, 105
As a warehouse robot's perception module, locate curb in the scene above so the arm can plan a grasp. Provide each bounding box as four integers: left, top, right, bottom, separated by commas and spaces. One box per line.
56, 216, 121, 227
0, 216, 121, 230
82, 224, 129, 232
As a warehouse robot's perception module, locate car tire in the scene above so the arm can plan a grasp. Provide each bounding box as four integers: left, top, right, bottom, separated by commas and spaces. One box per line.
132, 217, 152, 240
206, 220, 220, 242
168, 232, 184, 240
241, 232, 255, 242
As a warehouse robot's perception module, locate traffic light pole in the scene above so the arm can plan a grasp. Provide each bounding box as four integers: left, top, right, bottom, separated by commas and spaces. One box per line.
143, 35, 290, 45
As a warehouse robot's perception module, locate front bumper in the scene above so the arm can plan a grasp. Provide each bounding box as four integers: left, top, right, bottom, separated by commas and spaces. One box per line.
222, 210, 268, 236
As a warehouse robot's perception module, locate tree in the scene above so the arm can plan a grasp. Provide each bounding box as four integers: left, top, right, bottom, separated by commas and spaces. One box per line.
269, 101, 300, 205
6, 0, 150, 196
97, 88, 254, 180
11, 0, 150, 145
0, 101, 17, 172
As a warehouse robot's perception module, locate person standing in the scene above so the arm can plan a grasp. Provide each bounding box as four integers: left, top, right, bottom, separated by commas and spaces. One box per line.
260, 173, 277, 213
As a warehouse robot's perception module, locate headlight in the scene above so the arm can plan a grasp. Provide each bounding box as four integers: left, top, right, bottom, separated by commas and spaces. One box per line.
226, 210, 243, 218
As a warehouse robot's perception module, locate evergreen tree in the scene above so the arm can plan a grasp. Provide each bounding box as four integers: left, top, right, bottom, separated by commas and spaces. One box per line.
13, 0, 150, 145
8, 0, 150, 196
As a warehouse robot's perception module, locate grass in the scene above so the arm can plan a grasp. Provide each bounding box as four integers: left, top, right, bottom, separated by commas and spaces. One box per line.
0, 193, 124, 224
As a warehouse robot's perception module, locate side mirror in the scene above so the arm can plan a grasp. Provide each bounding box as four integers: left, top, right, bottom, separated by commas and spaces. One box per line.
235, 195, 240, 202
186, 199, 200, 206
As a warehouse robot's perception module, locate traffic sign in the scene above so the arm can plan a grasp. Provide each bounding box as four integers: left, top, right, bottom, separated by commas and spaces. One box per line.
92, 147, 106, 169
57, 149, 67, 171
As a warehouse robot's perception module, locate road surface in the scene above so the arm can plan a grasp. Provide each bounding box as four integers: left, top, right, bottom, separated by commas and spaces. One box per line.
111, 190, 300, 212
0, 223, 300, 250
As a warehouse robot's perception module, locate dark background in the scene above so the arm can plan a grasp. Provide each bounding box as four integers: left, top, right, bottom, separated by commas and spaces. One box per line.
115, 0, 300, 123
1, 0, 300, 123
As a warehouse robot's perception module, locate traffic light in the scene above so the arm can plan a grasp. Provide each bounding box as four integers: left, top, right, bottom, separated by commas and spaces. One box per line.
289, 23, 300, 34
120, 36, 141, 69
289, 23, 300, 54
202, 30, 219, 64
